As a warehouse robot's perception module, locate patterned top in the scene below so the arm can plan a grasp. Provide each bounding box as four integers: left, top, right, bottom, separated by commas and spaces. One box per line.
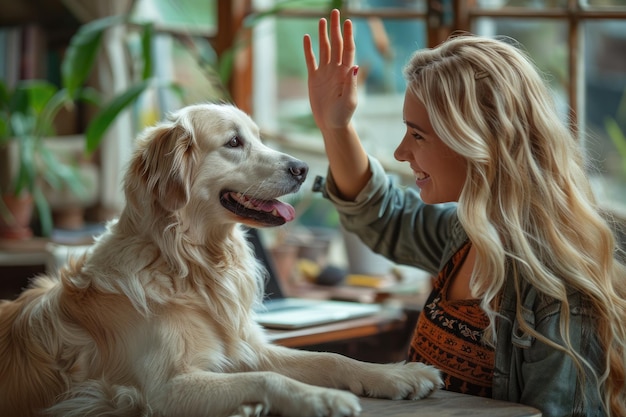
407, 242, 495, 397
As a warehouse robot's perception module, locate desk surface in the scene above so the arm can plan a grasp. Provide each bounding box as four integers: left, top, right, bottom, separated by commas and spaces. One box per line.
358, 390, 541, 417
265, 312, 406, 348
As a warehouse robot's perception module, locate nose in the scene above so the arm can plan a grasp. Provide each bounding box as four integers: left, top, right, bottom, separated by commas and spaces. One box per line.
394, 139, 408, 162
288, 160, 308, 184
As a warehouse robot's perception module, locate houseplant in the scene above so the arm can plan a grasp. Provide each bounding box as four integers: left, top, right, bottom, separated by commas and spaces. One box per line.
0, 79, 95, 238
0, 15, 158, 239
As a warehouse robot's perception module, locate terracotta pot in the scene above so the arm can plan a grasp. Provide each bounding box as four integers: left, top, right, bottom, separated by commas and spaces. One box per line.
0, 193, 34, 239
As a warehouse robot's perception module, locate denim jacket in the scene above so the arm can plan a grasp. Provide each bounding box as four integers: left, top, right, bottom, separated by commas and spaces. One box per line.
315, 157, 605, 417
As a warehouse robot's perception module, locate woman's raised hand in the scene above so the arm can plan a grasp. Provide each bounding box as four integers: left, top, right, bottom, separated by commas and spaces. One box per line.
303, 9, 359, 132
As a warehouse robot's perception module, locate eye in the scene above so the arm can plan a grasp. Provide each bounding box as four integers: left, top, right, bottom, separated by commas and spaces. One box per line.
226, 135, 243, 148
411, 131, 425, 141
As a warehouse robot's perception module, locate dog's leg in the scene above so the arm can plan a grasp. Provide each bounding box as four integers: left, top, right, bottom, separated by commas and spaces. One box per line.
152, 370, 361, 417
257, 345, 442, 401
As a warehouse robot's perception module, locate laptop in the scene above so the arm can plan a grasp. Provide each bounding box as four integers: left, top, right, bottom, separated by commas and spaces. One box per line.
246, 228, 382, 329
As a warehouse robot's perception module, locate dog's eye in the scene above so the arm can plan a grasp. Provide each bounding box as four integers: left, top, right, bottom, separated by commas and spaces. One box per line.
227, 136, 242, 148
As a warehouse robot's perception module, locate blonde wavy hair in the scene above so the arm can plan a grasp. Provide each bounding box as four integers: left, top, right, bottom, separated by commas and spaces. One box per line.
403, 34, 626, 416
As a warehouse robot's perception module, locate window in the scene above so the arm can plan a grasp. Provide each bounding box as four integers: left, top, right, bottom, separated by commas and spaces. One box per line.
123, 0, 626, 218
463, 0, 626, 215
130, 0, 221, 127
249, 0, 626, 217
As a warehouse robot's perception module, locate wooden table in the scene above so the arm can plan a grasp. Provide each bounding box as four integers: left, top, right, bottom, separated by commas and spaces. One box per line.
358, 390, 542, 416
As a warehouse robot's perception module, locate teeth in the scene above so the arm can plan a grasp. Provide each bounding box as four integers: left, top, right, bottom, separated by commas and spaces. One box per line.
415, 172, 428, 180
229, 192, 266, 212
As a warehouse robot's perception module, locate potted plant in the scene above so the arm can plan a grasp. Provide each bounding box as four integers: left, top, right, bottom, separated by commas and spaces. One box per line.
0, 79, 94, 239
0, 16, 168, 238
0, 16, 159, 239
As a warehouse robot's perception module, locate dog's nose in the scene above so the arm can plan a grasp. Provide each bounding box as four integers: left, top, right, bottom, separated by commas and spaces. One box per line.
288, 161, 308, 183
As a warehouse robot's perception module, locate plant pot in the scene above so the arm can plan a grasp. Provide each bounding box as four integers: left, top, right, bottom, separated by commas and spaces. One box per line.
0, 193, 34, 240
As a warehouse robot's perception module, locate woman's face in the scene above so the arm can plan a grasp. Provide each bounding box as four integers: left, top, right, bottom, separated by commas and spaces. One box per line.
395, 92, 468, 204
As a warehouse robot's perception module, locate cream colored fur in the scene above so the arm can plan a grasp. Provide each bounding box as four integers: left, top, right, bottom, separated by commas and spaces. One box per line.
0, 103, 441, 417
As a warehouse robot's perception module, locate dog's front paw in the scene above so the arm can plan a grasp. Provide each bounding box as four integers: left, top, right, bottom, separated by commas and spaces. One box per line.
281, 386, 361, 417
356, 361, 442, 400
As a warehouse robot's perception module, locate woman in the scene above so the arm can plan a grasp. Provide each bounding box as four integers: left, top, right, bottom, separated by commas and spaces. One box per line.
303, 9, 626, 417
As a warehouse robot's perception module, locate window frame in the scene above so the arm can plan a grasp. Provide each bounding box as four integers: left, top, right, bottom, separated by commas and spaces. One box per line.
223, 1, 626, 214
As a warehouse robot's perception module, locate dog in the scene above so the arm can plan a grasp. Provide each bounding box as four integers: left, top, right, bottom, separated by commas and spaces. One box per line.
0, 103, 442, 417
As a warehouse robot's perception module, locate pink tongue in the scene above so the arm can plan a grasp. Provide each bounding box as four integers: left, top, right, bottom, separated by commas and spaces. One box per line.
257, 200, 296, 222
274, 202, 296, 222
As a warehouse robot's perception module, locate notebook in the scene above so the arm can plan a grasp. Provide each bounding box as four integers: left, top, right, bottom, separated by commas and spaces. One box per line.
246, 228, 382, 329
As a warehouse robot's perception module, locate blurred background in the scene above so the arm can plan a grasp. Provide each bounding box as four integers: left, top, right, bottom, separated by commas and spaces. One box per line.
1, 0, 625, 299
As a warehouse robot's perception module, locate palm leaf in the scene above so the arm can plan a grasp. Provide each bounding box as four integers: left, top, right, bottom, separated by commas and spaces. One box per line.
85, 80, 152, 154
63, 15, 126, 98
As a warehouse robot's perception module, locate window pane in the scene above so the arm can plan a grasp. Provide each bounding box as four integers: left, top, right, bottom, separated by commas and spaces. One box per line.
472, 18, 569, 118
583, 0, 626, 8
132, 0, 217, 33
253, 10, 426, 176
351, 15, 426, 170
476, 0, 568, 9
584, 20, 626, 207
348, 0, 427, 12
352, 16, 426, 94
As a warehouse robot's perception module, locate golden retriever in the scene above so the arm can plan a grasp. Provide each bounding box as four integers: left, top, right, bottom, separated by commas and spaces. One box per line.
0, 103, 442, 417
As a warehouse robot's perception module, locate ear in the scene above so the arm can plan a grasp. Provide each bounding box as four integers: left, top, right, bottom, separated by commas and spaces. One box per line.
130, 123, 196, 212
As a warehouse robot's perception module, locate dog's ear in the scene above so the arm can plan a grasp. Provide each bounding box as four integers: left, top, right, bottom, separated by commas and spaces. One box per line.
132, 123, 196, 212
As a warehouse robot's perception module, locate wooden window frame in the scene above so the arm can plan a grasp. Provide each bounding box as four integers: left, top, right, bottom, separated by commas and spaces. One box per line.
222, 0, 626, 132
454, 0, 626, 133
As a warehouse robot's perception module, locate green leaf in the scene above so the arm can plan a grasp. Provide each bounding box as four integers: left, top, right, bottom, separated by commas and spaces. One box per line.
39, 146, 85, 196
0, 80, 9, 110
85, 80, 151, 154
63, 15, 126, 98
0, 113, 9, 140
10, 112, 35, 138
605, 116, 626, 178
330, 0, 344, 11
605, 117, 626, 157
37, 88, 71, 137
140, 23, 155, 80
75, 87, 104, 107
218, 47, 236, 86
11, 115, 37, 194
33, 187, 52, 237
12, 80, 57, 117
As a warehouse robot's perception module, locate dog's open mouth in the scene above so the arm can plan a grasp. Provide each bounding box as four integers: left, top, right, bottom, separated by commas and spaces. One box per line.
220, 191, 296, 226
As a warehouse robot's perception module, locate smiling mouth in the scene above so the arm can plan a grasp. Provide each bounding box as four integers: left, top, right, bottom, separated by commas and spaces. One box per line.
220, 191, 296, 227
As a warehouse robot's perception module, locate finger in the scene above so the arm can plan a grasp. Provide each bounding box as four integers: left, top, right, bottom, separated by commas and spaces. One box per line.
342, 18, 355, 69
303, 34, 318, 73
318, 17, 330, 65
330, 9, 343, 64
